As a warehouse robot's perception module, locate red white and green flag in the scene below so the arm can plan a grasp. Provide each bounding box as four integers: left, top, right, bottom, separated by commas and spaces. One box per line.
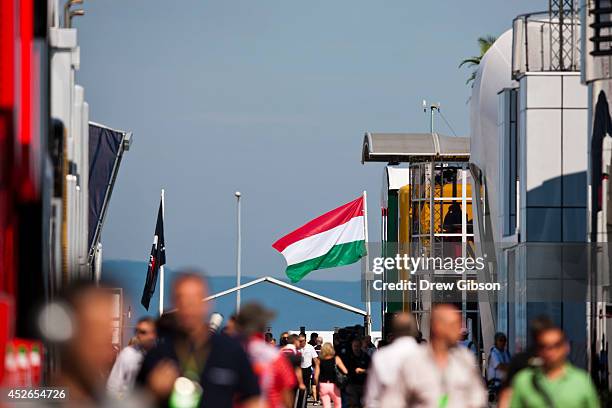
273, 197, 367, 283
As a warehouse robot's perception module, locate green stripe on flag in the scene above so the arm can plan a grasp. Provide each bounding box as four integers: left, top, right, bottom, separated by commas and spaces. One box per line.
285, 240, 366, 283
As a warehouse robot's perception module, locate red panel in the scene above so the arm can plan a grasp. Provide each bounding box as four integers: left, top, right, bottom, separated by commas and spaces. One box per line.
18, 0, 32, 146
0, 0, 16, 109
0, 297, 13, 384
0, 111, 16, 299
0, 296, 14, 385
17, 0, 37, 201
0, 0, 17, 323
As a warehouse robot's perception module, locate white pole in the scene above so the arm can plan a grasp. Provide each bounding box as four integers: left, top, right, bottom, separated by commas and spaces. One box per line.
362, 191, 372, 336
235, 191, 242, 313
159, 189, 165, 317
94, 243, 102, 284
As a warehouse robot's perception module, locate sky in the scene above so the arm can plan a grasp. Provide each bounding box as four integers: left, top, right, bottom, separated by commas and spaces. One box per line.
75, 0, 537, 284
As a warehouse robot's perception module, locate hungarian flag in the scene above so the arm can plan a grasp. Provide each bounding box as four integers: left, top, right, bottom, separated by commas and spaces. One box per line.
273, 197, 367, 283
141, 198, 166, 310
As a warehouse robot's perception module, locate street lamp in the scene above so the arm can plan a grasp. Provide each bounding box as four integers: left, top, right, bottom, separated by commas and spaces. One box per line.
235, 191, 242, 313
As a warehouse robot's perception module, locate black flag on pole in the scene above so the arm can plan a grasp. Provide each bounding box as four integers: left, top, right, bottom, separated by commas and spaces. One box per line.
141, 198, 166, 310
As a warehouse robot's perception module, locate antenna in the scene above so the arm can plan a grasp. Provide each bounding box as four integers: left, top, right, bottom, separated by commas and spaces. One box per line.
423, 100, 441, 133
64, 0, 84, 28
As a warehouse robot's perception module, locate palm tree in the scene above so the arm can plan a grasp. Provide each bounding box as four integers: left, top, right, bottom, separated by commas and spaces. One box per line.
459, 35, 497, 86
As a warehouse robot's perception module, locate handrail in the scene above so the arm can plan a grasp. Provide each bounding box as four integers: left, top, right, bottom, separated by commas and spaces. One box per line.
511, 10, 581, 79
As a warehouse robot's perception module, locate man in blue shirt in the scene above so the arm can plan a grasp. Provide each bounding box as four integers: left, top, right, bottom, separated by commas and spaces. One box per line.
137, 272, 261, 408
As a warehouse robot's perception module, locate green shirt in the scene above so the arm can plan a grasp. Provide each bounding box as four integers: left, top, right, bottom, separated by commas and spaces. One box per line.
510, 363, 599, 408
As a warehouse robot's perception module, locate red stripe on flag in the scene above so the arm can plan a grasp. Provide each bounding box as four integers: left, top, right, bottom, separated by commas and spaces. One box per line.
272, 197, 363, 253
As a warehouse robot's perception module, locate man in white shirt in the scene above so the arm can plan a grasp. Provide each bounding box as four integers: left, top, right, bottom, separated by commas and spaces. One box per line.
107, 316, 157, 399
387, 304, 487, 408
297, 334, 319, 408
364, 312, 420, 408
281, 334, 306, 401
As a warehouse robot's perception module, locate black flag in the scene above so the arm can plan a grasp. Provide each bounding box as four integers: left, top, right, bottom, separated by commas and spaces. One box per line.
141, 198, 166, 310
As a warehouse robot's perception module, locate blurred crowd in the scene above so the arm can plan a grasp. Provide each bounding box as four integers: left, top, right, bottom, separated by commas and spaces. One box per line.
41, 271, 601, 408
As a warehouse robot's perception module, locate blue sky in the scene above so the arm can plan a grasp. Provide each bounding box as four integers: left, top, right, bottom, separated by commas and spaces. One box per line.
76, 0, 537, 283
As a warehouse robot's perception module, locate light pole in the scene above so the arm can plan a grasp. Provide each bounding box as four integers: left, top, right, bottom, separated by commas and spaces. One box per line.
235, 191, 242, 313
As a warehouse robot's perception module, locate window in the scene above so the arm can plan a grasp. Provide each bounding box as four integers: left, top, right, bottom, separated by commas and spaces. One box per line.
499, 88, 519, 236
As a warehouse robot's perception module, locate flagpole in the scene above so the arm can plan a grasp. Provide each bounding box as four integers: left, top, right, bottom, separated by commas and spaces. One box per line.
235, 191, 242, 314
363, 190, 372, 336
159, 189, 165, 316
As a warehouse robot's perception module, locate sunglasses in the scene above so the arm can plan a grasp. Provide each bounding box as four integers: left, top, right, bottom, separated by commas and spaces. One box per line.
136, 329, 150, 335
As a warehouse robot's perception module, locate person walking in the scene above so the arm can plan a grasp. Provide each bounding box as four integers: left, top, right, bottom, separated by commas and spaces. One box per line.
344, 337, 370, 408
315, 342, 348, 408
235, 303, 296, 408
107, 316, 157, 400
222, 314, 238, 337
457, 328, 478, 358
281, 334, 299, 356
279, 332, 290, 347
509, 320, 599, 407
365, 312, 419, 408
487, 332, 511, 401
297, 333, 319, 408
308, 332, 321, 405
309, 332, 319, 347
281, 334, 305, 405
315, 336, 323, 351
136, 272, 262, 408
362, 336, 376, 357
497, 316, 553, 407
47, 282, 117, 407
391, 304, 487, 407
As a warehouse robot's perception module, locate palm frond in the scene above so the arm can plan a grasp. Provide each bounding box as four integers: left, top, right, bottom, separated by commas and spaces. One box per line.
458, 57, 481, 69
477, 35, 497, 55
465, 71, 477, 86
459, 35, 497, 87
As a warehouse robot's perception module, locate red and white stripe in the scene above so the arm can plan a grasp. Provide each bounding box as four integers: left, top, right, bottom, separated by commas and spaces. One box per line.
272, 197, 364, 266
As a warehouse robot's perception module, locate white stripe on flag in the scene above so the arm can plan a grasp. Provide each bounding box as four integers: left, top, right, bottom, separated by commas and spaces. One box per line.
280, 216, 365, 266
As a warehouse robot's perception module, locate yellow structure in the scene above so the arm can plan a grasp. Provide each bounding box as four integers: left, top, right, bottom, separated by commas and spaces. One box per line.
398, 176, 473, 245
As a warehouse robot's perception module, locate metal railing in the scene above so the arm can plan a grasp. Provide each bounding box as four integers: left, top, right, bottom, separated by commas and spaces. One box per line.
512, 11, 581, 79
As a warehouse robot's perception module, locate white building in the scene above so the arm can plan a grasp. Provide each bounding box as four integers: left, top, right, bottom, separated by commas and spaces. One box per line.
471, 9, 589, 365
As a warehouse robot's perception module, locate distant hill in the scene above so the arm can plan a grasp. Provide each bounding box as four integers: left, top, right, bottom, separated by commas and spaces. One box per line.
102, 260, 381, 343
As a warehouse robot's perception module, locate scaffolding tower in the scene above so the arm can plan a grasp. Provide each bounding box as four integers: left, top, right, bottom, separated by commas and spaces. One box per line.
406, 161, 475, 338
362, 132, 477, 340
